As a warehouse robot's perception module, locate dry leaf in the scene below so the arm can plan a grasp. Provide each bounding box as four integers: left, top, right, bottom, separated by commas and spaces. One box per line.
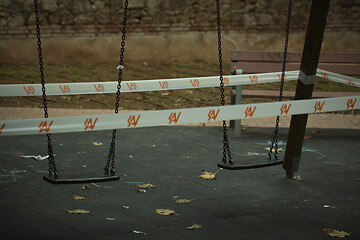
137, 183, 156, 189
136, 189, 146, 194
175, 199, 193, 204
312, 129, 321, 134
187, 224, 202, 230
122, 206, 130, 209
304, 136, 311, 140
66, 209, 90, 214
198, 170, 219, 180
73, 195, 86, 200
265, 147, 283, 152
82, 184, 90, 190
323, 229, 351, 238
156, 209, 177, 216
287, 175, 301, 181
351, 120, 360, 125
161, 93, 170, 96
133, 230, 146, 235
92, 142, 103, 146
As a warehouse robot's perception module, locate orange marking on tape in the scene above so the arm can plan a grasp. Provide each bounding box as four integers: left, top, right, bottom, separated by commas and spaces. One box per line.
84, 118, 98, 130
314, 101, 325, 112
208, 109, 220, 121
346, 98, 357, 109
59, 85, 71, 94
94, 84, 105, 92
127, 115, 141, 127
168, 112, 182, 124
280, 104, 291, 115
245, 106, 256, 118
38, 121, 53, 133
23, 86, 35, 95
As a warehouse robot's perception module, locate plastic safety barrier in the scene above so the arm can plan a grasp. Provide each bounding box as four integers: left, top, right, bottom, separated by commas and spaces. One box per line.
0, 96, 358, 136
1, 69, 358, 97
316, 69, 360, 87
0, 71, 300, 97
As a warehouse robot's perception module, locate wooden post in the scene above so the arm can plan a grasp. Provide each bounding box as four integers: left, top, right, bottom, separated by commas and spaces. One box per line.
283, 0, 330, 178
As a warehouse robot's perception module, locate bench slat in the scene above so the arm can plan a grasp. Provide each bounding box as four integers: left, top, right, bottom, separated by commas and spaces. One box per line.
231, 51, 360, 63
231, 51, 302, 62
232, 89, 359, 99
231, 62, 360, 75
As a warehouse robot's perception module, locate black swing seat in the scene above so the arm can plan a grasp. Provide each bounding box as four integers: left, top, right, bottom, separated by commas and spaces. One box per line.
43, 173, 119, 184
218, 158, 283, 170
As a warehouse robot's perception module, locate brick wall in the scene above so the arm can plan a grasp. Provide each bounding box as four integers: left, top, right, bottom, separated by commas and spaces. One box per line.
0, 0, 359, 63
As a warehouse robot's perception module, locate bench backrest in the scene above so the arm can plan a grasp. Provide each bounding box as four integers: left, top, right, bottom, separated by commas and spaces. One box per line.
231, 51, 360, 76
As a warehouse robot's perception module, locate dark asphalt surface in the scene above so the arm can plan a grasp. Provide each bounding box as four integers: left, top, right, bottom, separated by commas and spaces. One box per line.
0, 126, 359, 239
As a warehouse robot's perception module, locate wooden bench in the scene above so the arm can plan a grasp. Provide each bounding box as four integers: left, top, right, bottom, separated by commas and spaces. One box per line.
230, 51, 360, 135
231, 51, 360, 75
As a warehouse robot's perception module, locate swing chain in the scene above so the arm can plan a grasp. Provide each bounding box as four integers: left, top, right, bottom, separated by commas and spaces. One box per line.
268, 0, 293, 160
34, 0, 57, 177
105, 0, 128, 175
216, 0, 232, 165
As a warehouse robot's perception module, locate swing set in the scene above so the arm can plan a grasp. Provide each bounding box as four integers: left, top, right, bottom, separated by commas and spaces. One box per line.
29, 0, 337, 183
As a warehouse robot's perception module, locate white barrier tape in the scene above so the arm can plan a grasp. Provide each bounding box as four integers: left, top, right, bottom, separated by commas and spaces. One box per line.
0, 71, 299, 97
317, 69, 360, 88
0, 96, 358, 136
298, 70, 315, 85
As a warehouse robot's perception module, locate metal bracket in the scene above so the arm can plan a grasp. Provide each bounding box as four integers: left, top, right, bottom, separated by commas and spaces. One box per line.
299, 70, 315, 85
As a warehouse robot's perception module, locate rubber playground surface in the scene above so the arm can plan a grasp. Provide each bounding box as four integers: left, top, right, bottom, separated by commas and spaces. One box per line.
0, 126, 359, 239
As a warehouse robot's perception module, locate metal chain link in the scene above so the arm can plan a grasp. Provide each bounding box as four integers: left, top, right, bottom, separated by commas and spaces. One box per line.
34, 0, 57, 177
216, 0, 232, 165
268, 0, 293, 160
105, 0, 128, 175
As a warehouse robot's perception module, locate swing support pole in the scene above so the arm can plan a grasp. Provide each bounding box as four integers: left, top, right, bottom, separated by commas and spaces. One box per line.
283, 0, 330, 178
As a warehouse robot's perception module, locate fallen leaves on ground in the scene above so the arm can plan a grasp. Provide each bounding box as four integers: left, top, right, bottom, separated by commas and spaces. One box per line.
265, 147, 283, 152
66, 209, 90, 214
287, 175, 301, 181
73, 195, 86, 200
92, 142, 103, 146
122, 206, 130, 209
311, 129, 321, 134
156, 209, 178, 216
133, 230, 147, 235
187, 224, 202, 230
136, 189, 146, 194
175, 199, 193, 204
198, 170, 219, 180
19, 155, 49, 161
137, 183, 156, 189
323, 228, 351, 238
304, 135, 311, 140
82, 184, 90, 190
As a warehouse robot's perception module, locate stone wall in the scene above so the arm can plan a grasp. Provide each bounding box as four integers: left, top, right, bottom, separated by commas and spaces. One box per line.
0, 0, 359, 63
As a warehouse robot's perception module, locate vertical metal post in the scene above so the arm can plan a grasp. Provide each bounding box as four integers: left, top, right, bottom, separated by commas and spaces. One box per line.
283, 0, 330, 178
234, 69, 243, 137
230, 69, 243, 138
